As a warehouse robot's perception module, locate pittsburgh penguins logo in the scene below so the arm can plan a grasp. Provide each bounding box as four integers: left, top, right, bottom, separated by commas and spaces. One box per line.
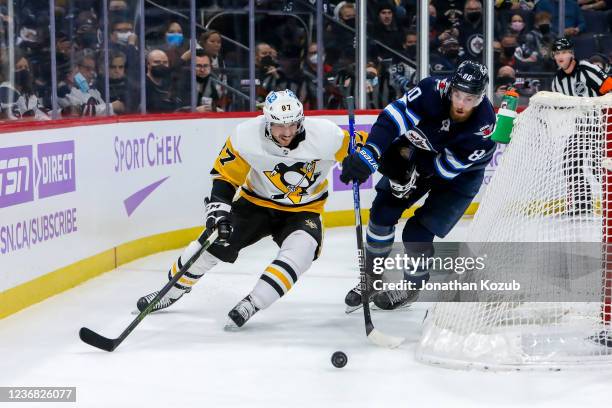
264, 161, 321, 204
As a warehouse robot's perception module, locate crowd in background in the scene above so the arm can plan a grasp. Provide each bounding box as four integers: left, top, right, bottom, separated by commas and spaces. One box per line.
0, 0, 610, 120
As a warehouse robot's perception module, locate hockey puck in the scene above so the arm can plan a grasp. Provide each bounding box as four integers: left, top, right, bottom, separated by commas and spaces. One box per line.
331, 351, 348, 368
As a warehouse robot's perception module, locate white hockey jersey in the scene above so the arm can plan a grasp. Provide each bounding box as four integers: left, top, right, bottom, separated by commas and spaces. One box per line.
211, 115, 365, 213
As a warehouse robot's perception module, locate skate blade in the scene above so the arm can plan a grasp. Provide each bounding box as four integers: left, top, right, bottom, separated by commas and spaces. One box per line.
224, 318, 242, 331
370, 302, 415, 312
345, 304, 363, 314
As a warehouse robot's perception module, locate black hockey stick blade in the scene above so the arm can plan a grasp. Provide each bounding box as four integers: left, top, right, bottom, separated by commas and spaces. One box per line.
79, 229, 219, 352
79, 327, 118, 352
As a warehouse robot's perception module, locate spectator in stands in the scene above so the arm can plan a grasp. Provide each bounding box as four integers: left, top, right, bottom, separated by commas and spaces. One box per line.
110, 16, 139, 81
400, 29, 417, 63
254, 42, 285, 102
182, 30, 227, 108
74, 10, 100, 52
300, 42, 333, 109
199, 30, 224, 74
97, 50, 136, 114
365, 63, 381, 108
162, 21, 188, 71
109, 0, 129, 12
513, 35, 539, 70
494, 65, 517, 104
146, 49, 181, 113
459, 0, 485, 62
507, 13, 529, 40
58, 50, 113, 117
430, 36, 464, 73
435, 24, 461, 54
177, 50, 221, 112
499, 34, 520, 67
0, 53, 49, 120
370, 3, 404, 62
524, 11, 557, 71
55, 31, 73, 77
326, 2, 356, 70
536, 0, 586, 37
333, 1, 356, 27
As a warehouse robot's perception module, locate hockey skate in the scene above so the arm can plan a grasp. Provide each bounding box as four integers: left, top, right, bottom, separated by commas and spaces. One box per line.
344, 277, 381, 314
136, 290, 187, 313
372, 288, 420, 311
225, 295, 260, 330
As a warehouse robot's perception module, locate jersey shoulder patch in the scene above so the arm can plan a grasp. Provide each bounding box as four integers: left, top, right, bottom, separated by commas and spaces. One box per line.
231, 115, 266, 154
303, 117, 345, 159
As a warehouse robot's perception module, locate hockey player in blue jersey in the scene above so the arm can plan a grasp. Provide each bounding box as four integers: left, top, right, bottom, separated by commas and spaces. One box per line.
340, 60, 497, 311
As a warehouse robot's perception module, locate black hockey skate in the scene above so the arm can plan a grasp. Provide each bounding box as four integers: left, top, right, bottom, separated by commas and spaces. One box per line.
344, 277, 382, 314
136, 290, 186, 313
226, 295, 260, 330
372, 288, 420, 311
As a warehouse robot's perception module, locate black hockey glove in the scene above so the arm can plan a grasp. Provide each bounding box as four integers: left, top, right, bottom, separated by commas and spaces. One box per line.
205, 201, 232, 245
340, 145, 379, 184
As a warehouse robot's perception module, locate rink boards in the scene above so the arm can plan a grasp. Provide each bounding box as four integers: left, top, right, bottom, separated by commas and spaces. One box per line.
0, 112, 500, 318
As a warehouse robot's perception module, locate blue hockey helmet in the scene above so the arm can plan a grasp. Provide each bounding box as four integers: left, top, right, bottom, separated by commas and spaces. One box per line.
450, 60, 489, 97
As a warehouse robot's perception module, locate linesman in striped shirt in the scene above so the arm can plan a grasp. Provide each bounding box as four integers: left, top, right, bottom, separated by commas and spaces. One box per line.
551, 37, 612, 97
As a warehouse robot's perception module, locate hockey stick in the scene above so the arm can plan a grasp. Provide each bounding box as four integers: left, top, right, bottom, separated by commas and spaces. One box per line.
79, 229, 219, 352
346, 97, 405, 349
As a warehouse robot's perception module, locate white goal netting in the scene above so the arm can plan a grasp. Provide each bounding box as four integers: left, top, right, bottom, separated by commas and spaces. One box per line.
417, 92, 612, 370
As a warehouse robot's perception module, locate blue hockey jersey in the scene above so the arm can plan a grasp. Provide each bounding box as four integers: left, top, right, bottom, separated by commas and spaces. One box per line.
366, 76, 497, 182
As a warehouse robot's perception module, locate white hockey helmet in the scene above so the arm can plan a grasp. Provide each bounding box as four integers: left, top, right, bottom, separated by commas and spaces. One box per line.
263, 90, 304, 135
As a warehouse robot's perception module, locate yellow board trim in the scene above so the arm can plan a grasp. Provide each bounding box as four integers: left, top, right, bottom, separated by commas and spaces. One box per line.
0, 203, 479, 319
265, 266, 292, 291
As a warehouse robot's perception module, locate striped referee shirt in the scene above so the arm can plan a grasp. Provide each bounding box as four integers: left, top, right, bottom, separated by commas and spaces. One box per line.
551, 60, 612, 97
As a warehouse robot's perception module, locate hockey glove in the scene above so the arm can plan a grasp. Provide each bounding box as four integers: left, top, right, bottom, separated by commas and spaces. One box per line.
340, 145, 379, 184
205, 201, 232, 245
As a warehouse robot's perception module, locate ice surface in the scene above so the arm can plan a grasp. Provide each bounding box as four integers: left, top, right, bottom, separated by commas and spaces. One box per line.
1, 220, 611, 407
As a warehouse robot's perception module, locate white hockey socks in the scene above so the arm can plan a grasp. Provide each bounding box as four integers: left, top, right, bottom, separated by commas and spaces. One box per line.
166, 240, 220, 299
249, 230, 318, 310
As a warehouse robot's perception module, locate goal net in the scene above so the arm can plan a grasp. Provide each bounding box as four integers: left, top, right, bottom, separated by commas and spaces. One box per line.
416, 91, 612, 370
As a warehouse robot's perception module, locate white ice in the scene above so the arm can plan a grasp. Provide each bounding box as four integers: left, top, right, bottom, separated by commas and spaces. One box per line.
1, 219, 611, 408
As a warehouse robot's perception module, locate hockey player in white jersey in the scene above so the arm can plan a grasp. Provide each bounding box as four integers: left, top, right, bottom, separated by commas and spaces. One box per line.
137, 90, 364, 329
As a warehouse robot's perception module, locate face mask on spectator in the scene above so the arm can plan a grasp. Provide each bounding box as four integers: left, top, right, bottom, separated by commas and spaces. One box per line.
116, 31, 132, 45
503, 46, 516, 58
14, 69, 32, 89
308, 53, 319, 65
151, 65, 171, 80
343, 17, 355, 27
444, 49, 459, 58
404, 45, 416, 58
466, 12, 481, 23
539, 24, 550, 34
78, 32, 99, 48
511, 21, 524, 32
261, 55, 278, 68
166, 33, 184, 47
